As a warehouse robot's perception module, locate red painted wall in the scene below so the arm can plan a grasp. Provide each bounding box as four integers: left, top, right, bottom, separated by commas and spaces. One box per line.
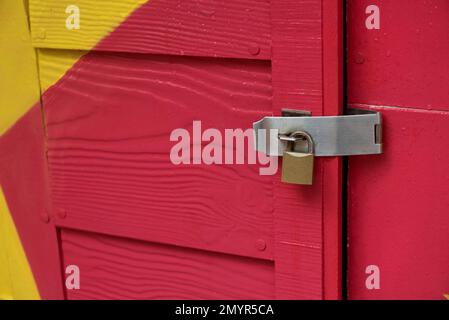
347, 0, 449, 300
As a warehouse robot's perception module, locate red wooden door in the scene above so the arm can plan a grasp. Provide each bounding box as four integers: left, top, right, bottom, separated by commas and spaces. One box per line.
10, 0, 344, 299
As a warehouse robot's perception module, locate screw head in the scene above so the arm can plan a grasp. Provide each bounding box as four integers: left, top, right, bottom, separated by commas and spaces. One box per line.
355, 52, 365, 64
255, 239, 267, 251
58, 209, 67, 219
40, 212, 50, 223
35, 27, 47, 40
248, 45, 261, 56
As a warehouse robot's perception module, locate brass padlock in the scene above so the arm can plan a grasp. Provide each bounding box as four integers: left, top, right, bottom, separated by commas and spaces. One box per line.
281, 131, 314, 185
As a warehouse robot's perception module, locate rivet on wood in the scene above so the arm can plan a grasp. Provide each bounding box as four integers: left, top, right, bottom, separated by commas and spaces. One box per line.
248, 45, 261, 56
355, 52, 365, 64
35, 28, 47, 40
58, 209, 67, 219
40, 212, 50, 223
255, 239, 267, 251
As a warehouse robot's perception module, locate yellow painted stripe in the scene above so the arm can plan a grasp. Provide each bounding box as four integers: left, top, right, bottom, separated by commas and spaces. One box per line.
0, 227, 13, 300
0, 0, 148, 129
0, 1, 148, 300
30, 0, 147, 50
0, 0, 41, 135
0, 187, 40, 300
38, 49, 86, 92
0, 1, 41, 300
31, 0, 147, 92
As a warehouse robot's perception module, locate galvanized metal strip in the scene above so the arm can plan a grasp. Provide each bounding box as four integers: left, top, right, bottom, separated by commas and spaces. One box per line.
253, 109, 382, 157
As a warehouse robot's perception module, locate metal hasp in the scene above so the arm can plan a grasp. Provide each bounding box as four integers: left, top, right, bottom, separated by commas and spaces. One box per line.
253, 108, 382, 157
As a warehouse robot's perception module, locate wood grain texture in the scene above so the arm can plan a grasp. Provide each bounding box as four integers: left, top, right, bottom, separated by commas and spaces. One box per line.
31, 0, 271, 60
0, 0, 41, 135
61, 228, 275, 299
0, 187, 40, 299
0, 105, 64, 300
347, 0, 449, 111
322, 0, 343, 300
38, 49, 87, 92
36, 0, 344, 299
96, 0, 271, 60
0, 0, 64, 299
29, 0, 147, 51
43, 52, 274, 261
348, 104, 449, 300
271, 0, 325, 299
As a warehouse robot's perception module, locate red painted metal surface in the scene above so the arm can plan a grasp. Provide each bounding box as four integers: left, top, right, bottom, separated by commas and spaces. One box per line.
348, 0, 449, 300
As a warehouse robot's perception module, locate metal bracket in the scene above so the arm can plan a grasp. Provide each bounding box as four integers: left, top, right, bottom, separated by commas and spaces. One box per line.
253, 108, 382, 157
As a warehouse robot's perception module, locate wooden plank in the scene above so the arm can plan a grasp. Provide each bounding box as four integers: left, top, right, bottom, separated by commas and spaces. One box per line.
0, 0, 64, 300
30, 0, 271, 60
347, 0, 449, 300
348, 104, 449, 299
322, 0, 343, 300
0, 187, 40, 299
61, 228, 275, 299
36, 0, 344, 300
30, 0, 147, 51
43, 51, 274, 260
0, 0, 41, 134
0, 105, 65, 300
38, 49, 87, 92
347, 0, 449, 111
271, 0, 324, 299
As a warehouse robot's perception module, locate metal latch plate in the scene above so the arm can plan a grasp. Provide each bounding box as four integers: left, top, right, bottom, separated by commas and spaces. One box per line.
253, 109, 382, 157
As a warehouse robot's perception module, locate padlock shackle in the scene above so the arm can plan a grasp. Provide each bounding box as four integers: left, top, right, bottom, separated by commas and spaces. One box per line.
286, 131, 314, 154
